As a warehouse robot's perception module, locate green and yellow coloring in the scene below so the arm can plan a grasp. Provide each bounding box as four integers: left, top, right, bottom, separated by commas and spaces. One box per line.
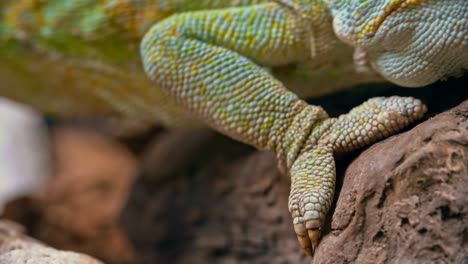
1, 0, 465, 256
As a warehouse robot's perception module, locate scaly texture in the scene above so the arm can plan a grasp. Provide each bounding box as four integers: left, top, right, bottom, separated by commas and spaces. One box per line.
330, 0, 468, 86
0, 0, 465, 257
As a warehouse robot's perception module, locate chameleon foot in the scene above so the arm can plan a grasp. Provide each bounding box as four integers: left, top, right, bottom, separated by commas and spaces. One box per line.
288, 144, 335, 256
286, 96, 427, 256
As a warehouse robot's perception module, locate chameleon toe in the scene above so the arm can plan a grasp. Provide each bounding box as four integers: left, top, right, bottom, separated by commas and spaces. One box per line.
331, 96, 427, 152
293, 222, 320, 256
308, 229, 320, 251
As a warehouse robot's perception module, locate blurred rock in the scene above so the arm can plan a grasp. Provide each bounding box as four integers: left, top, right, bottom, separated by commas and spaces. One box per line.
123, 126, 308, 263
16, 127, 139, 264
0, 98, 50, 214
0, 219, 103, 264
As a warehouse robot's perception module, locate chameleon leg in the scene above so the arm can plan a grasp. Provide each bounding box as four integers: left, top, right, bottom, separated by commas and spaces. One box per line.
140, 3, 426, 256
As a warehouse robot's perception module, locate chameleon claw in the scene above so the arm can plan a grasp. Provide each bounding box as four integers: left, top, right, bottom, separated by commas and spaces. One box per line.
294, 223, 314, 256
294, 221, 321, 256
308, 228, 320, 249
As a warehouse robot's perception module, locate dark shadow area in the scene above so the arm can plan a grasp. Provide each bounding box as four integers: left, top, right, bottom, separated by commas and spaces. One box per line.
307, 75, 467, 118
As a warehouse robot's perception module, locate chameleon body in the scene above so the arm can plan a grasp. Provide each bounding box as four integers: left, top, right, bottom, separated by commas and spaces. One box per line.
0, 0, 466, 256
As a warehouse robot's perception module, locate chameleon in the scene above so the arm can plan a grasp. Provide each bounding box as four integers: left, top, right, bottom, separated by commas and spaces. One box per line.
0, 0, 466, 256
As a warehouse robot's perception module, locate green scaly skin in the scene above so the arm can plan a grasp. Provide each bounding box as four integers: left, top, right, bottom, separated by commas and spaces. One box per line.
1, 0, 466, 256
